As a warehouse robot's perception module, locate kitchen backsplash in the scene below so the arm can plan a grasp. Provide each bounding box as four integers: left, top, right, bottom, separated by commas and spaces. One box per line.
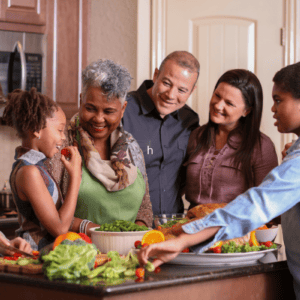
0, 125, 21, 189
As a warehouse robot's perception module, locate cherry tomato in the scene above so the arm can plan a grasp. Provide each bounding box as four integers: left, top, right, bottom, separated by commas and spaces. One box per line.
135, 268, 145, 278
134, 240, 142, 249
3, 256, 12, 260
142, 243, 149, 248
264, 241, 273, 248
135, 277, 144, 283
32, 251, 40, 256
182, 248, 190, 253
94, 261, 98, 269
213, 246, 222, 253
61, 148, 71, 159
13, 252, 22, 258
154, 267, 161, 273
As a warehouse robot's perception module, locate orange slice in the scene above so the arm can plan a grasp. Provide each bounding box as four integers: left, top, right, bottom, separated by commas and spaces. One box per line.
141, 230, 165, 245
53, 232, 82, 249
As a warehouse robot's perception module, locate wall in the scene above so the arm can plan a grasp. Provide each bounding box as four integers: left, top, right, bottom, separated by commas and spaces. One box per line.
88, 0, 138, 90
0, 125, 21, 189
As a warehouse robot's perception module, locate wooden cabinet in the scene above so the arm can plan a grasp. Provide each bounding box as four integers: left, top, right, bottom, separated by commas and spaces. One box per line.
0, 0, 46, 33
45, 0, 90, 120
0, 0, 90, 119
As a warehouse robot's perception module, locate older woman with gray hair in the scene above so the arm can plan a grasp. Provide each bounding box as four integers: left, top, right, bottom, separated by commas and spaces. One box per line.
47, 59, 153, 234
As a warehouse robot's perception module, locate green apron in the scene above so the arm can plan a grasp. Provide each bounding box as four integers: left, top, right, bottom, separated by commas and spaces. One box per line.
74, 162, 145, 225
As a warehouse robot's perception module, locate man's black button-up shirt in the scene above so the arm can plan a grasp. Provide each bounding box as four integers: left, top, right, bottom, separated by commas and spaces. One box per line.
123, 80, 199, 216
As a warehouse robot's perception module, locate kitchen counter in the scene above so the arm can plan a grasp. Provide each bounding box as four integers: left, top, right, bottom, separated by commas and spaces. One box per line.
0, 247, 295, 300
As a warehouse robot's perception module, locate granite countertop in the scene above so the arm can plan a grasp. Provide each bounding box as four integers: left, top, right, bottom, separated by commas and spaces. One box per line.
0, 248, 289, 298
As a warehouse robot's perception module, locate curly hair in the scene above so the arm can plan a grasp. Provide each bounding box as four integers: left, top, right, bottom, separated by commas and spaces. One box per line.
273, 62, 300, 99
81, 59, 132, 104
3, 88, 58, 138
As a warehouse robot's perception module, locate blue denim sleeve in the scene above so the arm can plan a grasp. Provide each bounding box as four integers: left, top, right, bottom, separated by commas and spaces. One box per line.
182, 144, 300, 254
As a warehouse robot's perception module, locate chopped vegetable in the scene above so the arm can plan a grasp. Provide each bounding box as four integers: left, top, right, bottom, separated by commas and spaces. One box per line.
250, 231, 260, 247
2, 256, 41, 265
61, 148, 71, 159
135, 268, 145, 278
154, 267, 161, 274
95, 220, 148, 232
145, 261, 155, 272
213, 247, 222, 253
158, 218, 189, 229
264, 241, 273, 247
134, 240, 142, 249
218, 241, 277, 253
182, 248, 190, 253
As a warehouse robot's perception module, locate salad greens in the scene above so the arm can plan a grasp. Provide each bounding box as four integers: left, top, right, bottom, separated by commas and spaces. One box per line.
95, 220, 149, 232
2, 257, 40, 265
88, 251, 154, 279
220, 241, 277, 253
42, 242, 97, 280
42, 241, 155, 281
159, 218, 189, 228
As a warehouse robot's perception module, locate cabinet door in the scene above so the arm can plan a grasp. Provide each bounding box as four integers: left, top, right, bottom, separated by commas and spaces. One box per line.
0, 0, 46, 32
45, 0, 90, 120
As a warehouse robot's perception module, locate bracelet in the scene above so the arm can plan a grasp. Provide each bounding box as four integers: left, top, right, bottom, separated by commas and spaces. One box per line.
84, 221, 92, 235
79, 219, 92, 234
79, 219, 88, 233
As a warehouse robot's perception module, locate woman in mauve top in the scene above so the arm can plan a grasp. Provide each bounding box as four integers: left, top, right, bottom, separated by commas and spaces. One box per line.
184, 69, 278, 207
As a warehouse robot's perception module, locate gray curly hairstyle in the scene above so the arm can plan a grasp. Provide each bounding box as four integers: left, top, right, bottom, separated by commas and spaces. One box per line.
81, 59, 132, 105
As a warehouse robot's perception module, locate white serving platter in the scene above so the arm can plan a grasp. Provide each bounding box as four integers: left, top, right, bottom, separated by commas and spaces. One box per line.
166, 244, 281, 266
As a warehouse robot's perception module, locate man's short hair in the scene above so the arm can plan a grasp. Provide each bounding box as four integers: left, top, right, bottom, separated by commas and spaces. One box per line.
159, 51, 200, 81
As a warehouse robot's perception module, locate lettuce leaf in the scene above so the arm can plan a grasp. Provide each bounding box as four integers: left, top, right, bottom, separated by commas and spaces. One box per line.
42, 243, 97, 280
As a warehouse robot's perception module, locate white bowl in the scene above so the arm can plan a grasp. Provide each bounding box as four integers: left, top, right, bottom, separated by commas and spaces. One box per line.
255, 226, 278, 243
90, 227, 150, 255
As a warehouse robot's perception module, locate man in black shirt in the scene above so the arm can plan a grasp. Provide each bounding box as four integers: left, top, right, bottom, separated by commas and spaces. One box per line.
123, 51, 200, 216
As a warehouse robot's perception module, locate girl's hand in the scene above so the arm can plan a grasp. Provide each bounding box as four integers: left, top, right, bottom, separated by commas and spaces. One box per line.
9, 237, 33, 255
137, 235, 187, 268
0, 235, 32, 256
60, 146, 82, 178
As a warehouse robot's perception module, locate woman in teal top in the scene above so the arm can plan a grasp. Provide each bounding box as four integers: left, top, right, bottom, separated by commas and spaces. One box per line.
47, 59, 153, 234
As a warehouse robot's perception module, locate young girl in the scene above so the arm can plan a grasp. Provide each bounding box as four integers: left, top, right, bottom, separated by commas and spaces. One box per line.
138, 62, 300, 299
3, 88, 82, 250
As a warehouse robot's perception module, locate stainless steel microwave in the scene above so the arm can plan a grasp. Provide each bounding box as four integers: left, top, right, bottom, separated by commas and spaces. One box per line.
0, 30, 46, 97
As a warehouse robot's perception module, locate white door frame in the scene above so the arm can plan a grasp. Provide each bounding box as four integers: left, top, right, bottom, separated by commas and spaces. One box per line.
282, 0, 300, 145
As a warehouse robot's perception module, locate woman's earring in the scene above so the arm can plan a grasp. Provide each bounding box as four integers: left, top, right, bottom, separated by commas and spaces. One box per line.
38, 136, 40, 140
